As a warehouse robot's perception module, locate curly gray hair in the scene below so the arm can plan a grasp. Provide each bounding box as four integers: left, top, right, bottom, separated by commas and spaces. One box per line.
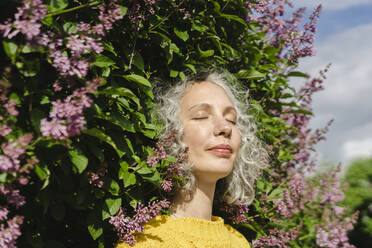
154, 69, 268, 206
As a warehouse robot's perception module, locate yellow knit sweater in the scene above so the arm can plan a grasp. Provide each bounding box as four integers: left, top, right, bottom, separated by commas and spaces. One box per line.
116, 214, 250, 248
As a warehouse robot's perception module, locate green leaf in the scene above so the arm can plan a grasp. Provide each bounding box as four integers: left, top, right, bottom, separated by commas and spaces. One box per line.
123, 74, 151, 87
170, 69, 179, 78
268, 187, 283, 201
198, 45, 214, 58
87, 142, 104, 163
132, 51, 144, 71
101, 87, 140, 106
112, 111, 135, 133
88, 209, 103, 240
63, 22, 77, 34
174, 28, 189, 41
142, 171, 161, 186
287, 71, 310, 78
31, 108, 46, 132
84, 128, 124, 157
50, 0, 68, 11
107, 178, 120, 196
0, 173, 6, 183
35, 164, 50, 189
184, 64, 196, 73
69, 149, 88, 174
105, 198, 122, 216
91, 55, 115, 67
119, 6, 128, 16
3, 41, 18, 62
218, 14, 248, 28
119, 161, 136, 188
88, 222, 103, 241
235, 69, 265, 79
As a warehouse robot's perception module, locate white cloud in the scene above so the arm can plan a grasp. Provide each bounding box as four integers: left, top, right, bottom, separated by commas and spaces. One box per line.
300, 23, 372, 107
293, 0, 372, 10
291, 23, 372, 165
342, 138, 372, 161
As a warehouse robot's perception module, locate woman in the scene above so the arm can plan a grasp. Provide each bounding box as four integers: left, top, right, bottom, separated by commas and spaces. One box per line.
117, 70, 268, 248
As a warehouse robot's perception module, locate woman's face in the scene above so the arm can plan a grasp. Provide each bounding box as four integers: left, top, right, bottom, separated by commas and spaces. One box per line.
179, 81, 241, 183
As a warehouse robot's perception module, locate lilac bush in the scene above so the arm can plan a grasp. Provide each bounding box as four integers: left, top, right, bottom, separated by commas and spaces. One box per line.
0, 0, 358, 247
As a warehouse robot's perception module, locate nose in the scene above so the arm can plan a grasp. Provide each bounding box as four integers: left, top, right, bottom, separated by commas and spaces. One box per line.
213, 117, 232, 138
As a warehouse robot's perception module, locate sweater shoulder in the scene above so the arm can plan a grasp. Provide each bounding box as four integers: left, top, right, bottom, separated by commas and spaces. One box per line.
224, 224, 251, 247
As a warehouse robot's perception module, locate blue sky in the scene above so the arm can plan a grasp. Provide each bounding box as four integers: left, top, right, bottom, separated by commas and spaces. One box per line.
317, 3, 372, 40
290, 0, 372, 167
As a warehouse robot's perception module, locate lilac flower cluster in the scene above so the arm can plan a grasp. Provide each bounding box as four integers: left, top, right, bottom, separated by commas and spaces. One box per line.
0, 0, 123, 78
0, 80, 18, 118
316, 212, 358, 248
127, 0, 158, 27
280, 66, 329, 168
220, 202, 250, 224
109, 199, 170, 246
252, 225, 300, 248
0, 0, 47, 41
146, 141, 167, 167
145, 130, 186, 193
40, 78, 101, 140
87, 164, 107, 188
267, 166, 357, 247
273, 172, 304, 218
0, 134, 33, 173
0, 186, 26, 248
0, 215, 24, 248
313, 169, 358, 248
246, 0, 322, 61
43, 0, 123, 78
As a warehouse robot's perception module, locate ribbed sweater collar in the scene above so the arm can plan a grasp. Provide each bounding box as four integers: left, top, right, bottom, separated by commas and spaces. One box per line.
155, 214, 229, 239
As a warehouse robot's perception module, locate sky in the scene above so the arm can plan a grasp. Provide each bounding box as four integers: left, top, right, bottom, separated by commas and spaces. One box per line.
289, 0, 372, 167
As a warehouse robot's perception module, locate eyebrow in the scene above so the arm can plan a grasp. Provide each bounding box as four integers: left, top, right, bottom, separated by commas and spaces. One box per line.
187, 103, 237, 114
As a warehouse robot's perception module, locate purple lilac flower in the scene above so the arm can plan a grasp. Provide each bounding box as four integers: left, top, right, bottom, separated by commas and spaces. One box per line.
4, 99, 18, 116
109, 200, 170, 246
0, 215, 24, 248
41, 78, 101, 140
0, 134, 33, 172
0, 0, 47, 41
161, 180, 173, 192
316, 211, 358, 248
0, 125, 12, 137
7, 189, 26, 209
87, 165, 107, 188
246, 0, 321, 61
220, 202, 249, 224
146, 140, 168, 167
0, 207, 9, 222
252, 226, 300, 248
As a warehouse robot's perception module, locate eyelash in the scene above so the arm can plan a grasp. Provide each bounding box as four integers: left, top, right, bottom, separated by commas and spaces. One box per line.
193, 117, 237, 125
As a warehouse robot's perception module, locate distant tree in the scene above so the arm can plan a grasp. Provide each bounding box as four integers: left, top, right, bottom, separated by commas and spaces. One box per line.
343, 157, 372, 248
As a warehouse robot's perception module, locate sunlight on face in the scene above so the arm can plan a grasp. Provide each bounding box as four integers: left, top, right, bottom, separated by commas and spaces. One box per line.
179, 81, 241, 184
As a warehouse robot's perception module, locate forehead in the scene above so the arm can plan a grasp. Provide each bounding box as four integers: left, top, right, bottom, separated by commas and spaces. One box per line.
180, 81, 234, 109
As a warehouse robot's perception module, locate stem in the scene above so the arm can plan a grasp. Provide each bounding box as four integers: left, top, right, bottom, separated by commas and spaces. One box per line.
45, 1, 100, 18
148, 0, 186, 32
221, 0, 232, 12
125, 23, 140, 72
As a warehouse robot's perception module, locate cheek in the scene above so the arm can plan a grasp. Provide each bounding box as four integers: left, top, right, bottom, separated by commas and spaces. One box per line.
182, 124, 209, 150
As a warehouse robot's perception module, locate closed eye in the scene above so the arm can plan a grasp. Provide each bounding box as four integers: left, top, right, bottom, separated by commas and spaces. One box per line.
192, 117, 208, 120
227, 119, 236, 125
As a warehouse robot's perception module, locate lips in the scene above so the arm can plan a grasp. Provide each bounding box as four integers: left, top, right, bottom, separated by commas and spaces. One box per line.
208, 144, 232, 156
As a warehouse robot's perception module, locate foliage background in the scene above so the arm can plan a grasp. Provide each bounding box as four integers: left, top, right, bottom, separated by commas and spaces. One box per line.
342, 157, 372, 248
0, 0, 358, 247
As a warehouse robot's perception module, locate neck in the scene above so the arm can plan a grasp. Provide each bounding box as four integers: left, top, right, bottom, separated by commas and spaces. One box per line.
169, 179, 216, 221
